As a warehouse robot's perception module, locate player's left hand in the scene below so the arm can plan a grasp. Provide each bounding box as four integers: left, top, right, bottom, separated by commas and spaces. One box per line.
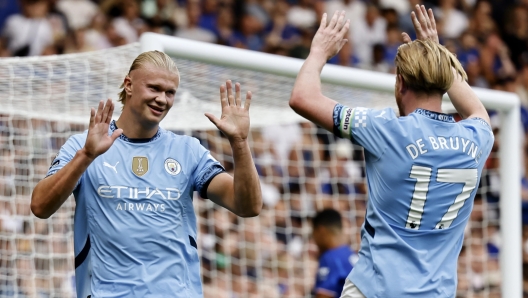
402, 5, 439, 44
205, 80, 251, 142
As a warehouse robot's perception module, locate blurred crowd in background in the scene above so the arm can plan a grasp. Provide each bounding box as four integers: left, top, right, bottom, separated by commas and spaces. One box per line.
1, 0, 528, 297
2, 0, 528, 94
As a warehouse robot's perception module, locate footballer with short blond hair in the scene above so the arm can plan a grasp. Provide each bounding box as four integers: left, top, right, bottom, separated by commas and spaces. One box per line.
31, 50, 262, 297
290, 5, 492, 298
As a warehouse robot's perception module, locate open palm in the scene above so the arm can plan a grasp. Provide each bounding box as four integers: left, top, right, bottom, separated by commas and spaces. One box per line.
402, 5, 439, 44
83, 99, 122, 159
311, 11, 350, 61
205, 80, 251, 142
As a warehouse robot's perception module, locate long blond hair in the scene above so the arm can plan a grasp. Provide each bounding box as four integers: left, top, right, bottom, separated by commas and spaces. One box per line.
118, 51, 179, 104
395, 39, 467, 95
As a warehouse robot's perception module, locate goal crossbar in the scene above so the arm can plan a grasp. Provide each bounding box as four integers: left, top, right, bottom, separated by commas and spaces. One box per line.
140, 32, 522, 298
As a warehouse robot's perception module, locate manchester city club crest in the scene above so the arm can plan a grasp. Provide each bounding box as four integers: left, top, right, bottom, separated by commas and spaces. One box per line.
164, 158, 181, 176
132, 156, 149, 177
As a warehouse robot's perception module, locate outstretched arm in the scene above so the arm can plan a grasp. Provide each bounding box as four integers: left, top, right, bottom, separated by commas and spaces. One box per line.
204, 81, 262, 217
31, 99, 122, 218
289, 11, 350, 133
403, 5, 490, 125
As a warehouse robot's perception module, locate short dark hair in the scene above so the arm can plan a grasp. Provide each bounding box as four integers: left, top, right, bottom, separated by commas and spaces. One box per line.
312, 209, 343, 230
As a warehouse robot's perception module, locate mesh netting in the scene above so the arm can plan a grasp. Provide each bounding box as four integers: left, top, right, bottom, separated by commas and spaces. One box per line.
0, 43, 501, 297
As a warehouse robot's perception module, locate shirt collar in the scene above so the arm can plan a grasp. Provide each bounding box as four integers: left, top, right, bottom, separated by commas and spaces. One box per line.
413, 108, 455, 123
110, 120, 162, 143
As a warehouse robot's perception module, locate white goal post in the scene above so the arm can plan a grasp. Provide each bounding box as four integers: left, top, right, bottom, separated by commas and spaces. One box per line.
140, 32, 522, 298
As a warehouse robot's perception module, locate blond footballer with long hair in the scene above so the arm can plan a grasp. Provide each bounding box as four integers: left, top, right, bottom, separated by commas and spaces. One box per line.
290, 6, 492, 298
31, 51, 262, 297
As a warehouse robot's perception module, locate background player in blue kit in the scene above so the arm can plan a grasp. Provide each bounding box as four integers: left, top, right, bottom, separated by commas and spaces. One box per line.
30, 51, 262, 297
290, 5, 493, 298
312, 209, 356, 298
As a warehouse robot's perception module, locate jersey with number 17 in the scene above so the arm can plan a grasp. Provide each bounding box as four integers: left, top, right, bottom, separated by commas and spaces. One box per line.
333, 105, 493, 297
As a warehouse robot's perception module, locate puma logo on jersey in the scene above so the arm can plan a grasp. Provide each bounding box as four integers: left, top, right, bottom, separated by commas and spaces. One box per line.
375, 111, 386, 119
103, 161, 119, 174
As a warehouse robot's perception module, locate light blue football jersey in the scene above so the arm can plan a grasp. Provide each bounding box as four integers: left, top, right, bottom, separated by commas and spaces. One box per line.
46, 121, 224, 298
333, 105, 493, 298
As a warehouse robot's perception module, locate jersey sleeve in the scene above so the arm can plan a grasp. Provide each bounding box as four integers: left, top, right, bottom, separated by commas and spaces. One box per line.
46, 134, 85, 189
333, 104, 397, 158
189, 138, 226, 199
459, 117, 495, 156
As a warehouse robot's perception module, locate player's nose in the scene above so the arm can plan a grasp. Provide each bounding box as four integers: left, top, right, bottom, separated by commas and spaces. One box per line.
154, 93, 168, 105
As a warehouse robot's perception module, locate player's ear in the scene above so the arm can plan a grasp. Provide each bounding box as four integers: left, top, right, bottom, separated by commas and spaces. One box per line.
124, 76, 132, 96
397, 74, 407, 94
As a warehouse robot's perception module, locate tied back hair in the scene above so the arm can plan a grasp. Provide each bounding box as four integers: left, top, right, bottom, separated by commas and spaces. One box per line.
118, 51, 179, 104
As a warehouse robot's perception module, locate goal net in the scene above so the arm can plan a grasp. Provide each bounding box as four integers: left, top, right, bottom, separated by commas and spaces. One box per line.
0, 40, 513, 298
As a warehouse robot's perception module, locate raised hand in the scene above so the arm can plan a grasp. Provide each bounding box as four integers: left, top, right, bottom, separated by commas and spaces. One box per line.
83, 99, 123, 159
205, 80, 251, 142
310, 11, 350, 60
402, 5, 439, 44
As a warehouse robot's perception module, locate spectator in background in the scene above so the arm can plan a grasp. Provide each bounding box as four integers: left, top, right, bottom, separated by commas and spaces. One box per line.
84, 12, 113, 50
465, 57, 488, 88
321, 140, 355, 197
214, 6, 235, 45
198, 0, 219, 34
63, 28, 93, 53
265, 0, 300, 52
517, 59, 528, 107
351, 3, 386, 67
46, 0, 69, 51
322, 0, 365, 26
175, 0, 217, 43
141, 0, 181, 35
380, 8, 399, 27
331, 38, 359, 66
370, 43, 390, 73
384, 24, 401, 72
0, 0, 20, 30
503, 5, 528, 70
457, 31, 480, 69
434, 0, 468, 39
311, 209, 356, 298
521, 134, 528, 220
111, 0, 145, 43
467, 0, 496, 41
230, 8, 265, 51
56, 0, 98, 30
378, 0, 409, 16
104, 20, 127, 47
287, 0, 316, 30
2, 0, 53, 56
289, 27, 316, 59
480, 33, 517, 88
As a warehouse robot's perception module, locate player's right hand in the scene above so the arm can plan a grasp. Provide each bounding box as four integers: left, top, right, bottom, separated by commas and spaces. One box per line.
82, 99, 123, 160
402, 5, 439, 44
310, 11, 350, 61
